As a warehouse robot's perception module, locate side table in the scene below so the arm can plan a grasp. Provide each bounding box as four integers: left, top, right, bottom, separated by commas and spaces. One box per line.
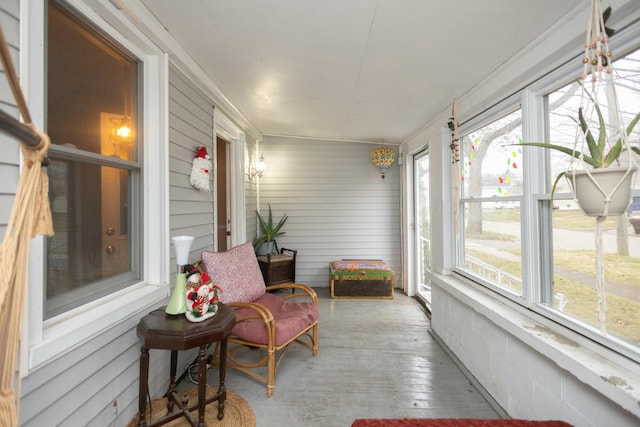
136, 304, 235, 427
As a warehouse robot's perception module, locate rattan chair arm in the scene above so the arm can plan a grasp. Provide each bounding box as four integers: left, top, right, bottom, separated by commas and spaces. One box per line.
265, 283, 318, 302
225, 301, 274, 323
225, 300, 276, 349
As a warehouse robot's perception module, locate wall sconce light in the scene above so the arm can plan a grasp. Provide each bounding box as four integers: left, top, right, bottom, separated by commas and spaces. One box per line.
110, 116, 134, 155
115, 119, 133, 140
249, 154, 266, 181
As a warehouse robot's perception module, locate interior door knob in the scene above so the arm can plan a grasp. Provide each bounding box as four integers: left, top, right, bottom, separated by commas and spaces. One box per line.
105, 245, 116, 255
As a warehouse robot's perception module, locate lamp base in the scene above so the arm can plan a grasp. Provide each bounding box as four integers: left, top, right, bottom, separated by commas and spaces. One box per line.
165, 273, 187, 315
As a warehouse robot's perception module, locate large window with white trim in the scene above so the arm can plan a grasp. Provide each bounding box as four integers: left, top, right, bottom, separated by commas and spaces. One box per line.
459, 109, 524, 296
45, 0, 141, 318
456, 47, 640, 360
543, 49, 640, 350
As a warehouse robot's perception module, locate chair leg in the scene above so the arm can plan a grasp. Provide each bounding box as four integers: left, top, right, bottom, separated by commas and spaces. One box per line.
312, 323, 319, 356
266, 348, 275, 397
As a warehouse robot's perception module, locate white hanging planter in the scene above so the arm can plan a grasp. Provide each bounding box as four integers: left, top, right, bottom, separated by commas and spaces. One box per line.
567, 166, 636, 217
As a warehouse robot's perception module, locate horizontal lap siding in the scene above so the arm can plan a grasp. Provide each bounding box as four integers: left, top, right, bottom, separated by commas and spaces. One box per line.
259, 136, 401, 288
0, 2, 20, 240
168, 64, 215, 264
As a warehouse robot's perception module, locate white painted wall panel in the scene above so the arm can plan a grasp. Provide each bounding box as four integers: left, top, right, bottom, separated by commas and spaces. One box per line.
259, 136, 401, 288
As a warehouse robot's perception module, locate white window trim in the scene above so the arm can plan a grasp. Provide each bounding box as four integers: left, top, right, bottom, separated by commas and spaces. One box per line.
23, 0, 170, 375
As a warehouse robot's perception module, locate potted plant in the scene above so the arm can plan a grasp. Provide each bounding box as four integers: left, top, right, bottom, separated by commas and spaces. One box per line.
254, 203, 288, 255
519, 94, 640, 217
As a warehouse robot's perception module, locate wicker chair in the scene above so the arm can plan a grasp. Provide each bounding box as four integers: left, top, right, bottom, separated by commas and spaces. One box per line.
201, 241, 318, 397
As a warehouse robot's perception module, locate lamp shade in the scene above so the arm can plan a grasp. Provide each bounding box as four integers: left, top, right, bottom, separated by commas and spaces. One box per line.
172, 235, 194, 266
371, 147, 396, 179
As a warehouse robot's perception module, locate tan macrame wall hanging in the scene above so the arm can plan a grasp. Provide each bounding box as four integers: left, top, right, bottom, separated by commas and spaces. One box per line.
0, 23, 53, 427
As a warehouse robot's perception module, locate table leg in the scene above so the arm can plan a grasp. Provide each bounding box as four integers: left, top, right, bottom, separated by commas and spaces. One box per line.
217, 337, 228, 420
166, 350, 178, 413
197, 345, 207, 427
137, 346, 149, 427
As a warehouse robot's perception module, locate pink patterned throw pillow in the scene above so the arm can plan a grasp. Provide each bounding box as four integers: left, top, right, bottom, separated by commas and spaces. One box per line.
201, 241, 266, 304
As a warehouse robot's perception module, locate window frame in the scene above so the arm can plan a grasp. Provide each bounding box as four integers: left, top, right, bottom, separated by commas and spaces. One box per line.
455, 96, 526, 303
23, 0, 170, 374
452, 27, 640, 363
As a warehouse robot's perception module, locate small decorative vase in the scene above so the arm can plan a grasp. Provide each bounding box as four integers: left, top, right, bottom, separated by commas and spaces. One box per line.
568, 166, 636, 217
165, 273, 188, 315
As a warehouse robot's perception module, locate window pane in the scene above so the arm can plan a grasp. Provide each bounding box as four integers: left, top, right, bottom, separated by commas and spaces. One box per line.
548, 50, 640, 196
46, 159, 134, 318
415, 152, 431, 301
48, 2, 137, 161
545, 210, 640, 347
459, 110, 523, 295
545, 49, 640, 348
46, 1, 140, 319
462, 201, 522, 295
461, 110, 524, 199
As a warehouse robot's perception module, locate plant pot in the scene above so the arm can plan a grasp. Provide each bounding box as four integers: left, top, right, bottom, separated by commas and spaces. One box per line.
567, 166, 636, 217
256, 241, 275, 256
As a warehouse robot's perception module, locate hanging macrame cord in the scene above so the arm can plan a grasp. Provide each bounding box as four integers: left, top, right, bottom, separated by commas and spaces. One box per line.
449, 98, 461, 238
570, 0, 638, 334
0, 23, 53, 427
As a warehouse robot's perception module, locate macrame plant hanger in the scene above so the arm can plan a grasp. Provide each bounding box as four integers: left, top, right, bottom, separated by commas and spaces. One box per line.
449, 98, 461, 239
0, 23, 53, 427
568, 0, 637, 334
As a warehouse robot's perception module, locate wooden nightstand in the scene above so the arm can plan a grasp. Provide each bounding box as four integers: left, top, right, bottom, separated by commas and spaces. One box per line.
257, 248, 297, 287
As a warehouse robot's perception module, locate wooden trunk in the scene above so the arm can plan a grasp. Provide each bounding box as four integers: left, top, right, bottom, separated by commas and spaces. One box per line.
257, 248, 297, 287
329, 259, 394, 299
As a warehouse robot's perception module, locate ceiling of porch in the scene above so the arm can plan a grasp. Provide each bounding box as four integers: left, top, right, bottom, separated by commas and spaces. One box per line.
139, 0, 583, 144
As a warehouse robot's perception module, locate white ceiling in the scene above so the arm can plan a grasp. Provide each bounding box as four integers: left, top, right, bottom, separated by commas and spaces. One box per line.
140, 0, 583, 144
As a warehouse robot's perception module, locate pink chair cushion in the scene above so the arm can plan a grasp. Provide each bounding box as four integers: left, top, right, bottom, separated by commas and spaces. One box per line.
201, 241, 266, 304
231, 293, 318, 347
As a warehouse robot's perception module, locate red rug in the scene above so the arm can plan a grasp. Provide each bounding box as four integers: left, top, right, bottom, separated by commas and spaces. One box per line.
351, 419, 573, 427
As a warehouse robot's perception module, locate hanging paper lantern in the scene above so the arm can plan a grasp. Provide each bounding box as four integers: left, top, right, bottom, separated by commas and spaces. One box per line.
371, 147, 396, 180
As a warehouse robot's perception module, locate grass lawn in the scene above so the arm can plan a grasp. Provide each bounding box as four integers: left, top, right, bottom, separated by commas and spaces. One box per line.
465, 240, 640, 346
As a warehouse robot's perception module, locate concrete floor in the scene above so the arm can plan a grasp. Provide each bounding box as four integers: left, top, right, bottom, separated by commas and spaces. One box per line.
180, 287, 502, 427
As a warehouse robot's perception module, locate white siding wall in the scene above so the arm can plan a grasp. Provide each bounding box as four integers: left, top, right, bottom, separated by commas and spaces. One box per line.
0, 0, 20, 241
168, 63, 215, 269
259, 136, 401, 288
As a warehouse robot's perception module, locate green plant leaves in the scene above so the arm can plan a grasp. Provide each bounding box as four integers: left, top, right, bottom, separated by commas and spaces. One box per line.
254, 203, 288, 253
